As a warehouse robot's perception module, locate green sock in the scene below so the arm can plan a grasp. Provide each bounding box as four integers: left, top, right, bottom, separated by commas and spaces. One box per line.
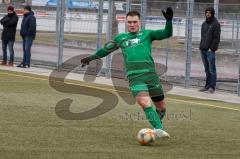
144, 106, 163, 129
156, 108, 166, 120
161, 109, 166, 119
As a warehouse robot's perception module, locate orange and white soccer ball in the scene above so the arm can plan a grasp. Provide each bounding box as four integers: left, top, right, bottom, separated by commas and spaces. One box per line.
137, 128, 156, 145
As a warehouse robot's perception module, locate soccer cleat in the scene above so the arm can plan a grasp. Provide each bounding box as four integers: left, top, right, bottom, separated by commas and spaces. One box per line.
153, 128, 170, 139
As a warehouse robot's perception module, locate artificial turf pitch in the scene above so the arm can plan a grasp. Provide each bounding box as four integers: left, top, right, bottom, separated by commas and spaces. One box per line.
0, 70, 240, 159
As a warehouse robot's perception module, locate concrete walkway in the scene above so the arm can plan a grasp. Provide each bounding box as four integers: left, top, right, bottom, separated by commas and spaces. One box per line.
1, 65, 239, 104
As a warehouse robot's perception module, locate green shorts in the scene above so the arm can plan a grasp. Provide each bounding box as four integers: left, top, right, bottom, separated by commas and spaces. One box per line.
127, 72, 164, 97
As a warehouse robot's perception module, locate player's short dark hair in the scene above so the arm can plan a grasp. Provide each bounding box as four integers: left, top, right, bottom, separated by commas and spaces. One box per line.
126, 11, 141, 19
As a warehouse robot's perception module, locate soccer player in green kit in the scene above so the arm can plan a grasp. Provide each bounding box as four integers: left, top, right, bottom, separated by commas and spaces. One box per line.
81, 7, 173, 139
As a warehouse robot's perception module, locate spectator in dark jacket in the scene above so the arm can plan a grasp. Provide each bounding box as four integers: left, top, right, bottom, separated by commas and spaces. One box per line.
199, 7, 221, 93
17, 5, 36, 68
0, 6, 18, 66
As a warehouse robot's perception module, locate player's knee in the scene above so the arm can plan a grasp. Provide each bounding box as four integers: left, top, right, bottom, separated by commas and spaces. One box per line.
136, 97, 151, 107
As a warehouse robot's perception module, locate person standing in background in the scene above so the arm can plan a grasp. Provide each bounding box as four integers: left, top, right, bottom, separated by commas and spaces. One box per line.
17, 5, 36, 68
0, 5, 18, 66
199, 7, 221, 93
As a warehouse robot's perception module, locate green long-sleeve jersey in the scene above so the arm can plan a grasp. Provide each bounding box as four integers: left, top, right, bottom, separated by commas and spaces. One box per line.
89, 21, 172, 77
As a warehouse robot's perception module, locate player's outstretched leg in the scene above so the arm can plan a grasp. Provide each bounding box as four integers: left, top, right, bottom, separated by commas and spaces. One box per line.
143, 107, 170, 139
144, 106, 163, 129
136, 92, 170, 139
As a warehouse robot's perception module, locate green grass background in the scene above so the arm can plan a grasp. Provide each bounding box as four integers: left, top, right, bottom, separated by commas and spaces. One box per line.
0, 70, 239, 159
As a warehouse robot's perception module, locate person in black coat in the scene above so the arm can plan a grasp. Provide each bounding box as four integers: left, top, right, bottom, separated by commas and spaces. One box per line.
199, 7, 221, 93
0, 6, 18, 66
17, 5, 36, 68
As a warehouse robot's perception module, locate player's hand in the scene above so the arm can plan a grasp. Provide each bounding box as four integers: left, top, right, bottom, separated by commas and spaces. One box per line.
162, 7, 173, 21
81, 57, 91, 67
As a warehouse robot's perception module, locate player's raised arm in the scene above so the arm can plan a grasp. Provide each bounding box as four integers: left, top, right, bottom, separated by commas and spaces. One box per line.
150, 7, 173, 41
81, 40, 119, 66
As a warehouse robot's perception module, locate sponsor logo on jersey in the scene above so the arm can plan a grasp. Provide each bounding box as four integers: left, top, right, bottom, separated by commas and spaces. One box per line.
120, 38, 141, 48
